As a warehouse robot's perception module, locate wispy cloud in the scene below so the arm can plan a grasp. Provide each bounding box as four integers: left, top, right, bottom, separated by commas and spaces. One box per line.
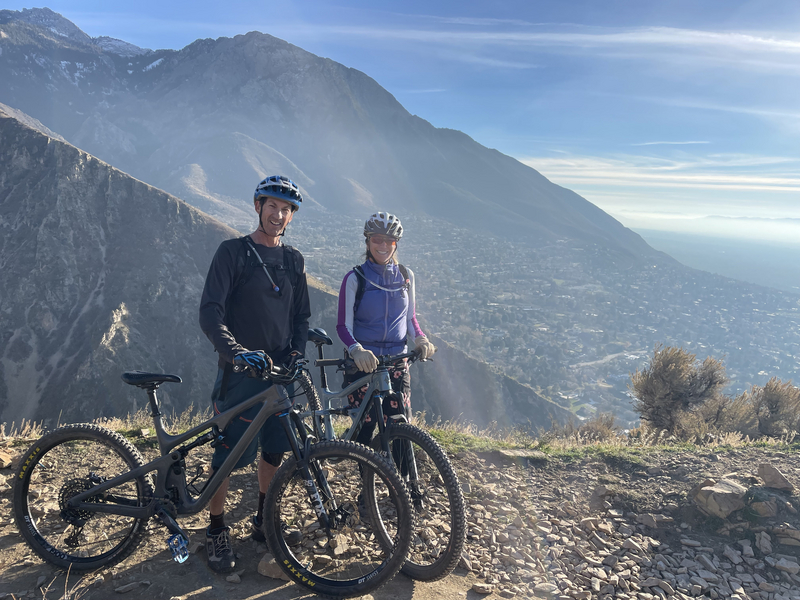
626, 95, 800, 122
399, 88, 447, 94
436, 50, 537, 69
521, 154, 800, 193
294, 23, 800, 55
632, 141, 710, 146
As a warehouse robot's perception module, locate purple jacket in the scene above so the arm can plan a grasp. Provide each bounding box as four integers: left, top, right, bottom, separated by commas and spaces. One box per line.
337, 261, 425, 355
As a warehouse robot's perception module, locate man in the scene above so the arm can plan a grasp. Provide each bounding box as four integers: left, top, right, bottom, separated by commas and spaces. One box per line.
198, 175, 311, 573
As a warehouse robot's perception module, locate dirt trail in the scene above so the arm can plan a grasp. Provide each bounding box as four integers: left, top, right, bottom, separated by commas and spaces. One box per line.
3, 439, 800, 600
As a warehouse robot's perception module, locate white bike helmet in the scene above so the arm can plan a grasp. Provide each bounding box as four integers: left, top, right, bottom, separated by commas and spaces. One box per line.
364, 212, 403, 240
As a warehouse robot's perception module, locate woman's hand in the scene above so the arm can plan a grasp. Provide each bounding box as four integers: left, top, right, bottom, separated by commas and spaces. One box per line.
414, 336, 436, 360
350, 346, 379, 373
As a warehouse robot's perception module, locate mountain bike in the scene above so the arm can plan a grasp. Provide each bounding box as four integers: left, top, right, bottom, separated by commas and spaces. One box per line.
292, 328, 466, 582
13, 362, 414, 599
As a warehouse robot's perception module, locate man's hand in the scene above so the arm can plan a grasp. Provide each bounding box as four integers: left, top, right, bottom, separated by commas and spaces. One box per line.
414, 336, 436, 360
350, 346, 379, 373
233, 350, 272, 376
284, 351, 303, 369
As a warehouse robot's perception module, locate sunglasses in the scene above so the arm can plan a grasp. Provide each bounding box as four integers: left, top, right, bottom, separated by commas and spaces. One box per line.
369, 236, 397, 246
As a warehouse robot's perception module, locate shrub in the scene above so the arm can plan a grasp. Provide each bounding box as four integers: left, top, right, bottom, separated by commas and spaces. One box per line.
749, 377, 800, 437
696, 392, 757, 437
629, 344, 728, 436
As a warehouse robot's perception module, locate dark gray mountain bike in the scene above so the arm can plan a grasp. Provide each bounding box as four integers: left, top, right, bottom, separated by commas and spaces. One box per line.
13, 362, 413, 599
292, 328, 466, 582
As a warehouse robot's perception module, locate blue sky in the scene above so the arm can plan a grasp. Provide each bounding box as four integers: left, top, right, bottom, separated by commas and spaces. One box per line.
8, 1, 800, 243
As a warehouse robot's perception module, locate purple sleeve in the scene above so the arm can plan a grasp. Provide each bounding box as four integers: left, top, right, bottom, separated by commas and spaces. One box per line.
406, 268, 425, 339
336, 271, 359, 349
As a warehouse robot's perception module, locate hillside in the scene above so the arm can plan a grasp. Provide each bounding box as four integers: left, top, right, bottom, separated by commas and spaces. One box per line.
1, 425, 800, 599
0, 107, 569, 430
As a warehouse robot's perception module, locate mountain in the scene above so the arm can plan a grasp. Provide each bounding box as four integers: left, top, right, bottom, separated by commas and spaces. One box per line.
0, 106, 570, 430
0, 8, 657, 263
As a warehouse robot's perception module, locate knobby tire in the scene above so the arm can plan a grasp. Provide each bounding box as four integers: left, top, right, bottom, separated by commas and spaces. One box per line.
13, 424, 153, 571
368, 422, 466, 581
263, 440, 413, 598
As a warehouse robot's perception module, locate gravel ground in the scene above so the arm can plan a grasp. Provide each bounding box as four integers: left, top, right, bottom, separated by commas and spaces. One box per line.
1, 438, 800, 600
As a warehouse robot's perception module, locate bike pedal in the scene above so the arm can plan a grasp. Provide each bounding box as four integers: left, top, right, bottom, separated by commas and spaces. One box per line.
167, 533, 190, 563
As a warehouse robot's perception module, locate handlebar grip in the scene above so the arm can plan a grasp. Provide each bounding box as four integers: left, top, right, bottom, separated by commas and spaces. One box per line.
315, 358, 344, 368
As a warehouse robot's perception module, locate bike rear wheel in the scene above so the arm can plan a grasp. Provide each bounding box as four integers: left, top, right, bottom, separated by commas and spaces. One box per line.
13, 424, 153, 571
367, 422, 466, 581
263, 440, 413, 598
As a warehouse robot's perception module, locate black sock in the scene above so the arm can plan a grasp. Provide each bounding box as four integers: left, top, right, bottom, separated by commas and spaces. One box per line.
210, 512, 225, 531
256, 492, 266, 522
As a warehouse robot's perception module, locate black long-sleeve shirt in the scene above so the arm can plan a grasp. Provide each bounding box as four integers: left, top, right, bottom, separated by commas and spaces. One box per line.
199, 238, 311, 368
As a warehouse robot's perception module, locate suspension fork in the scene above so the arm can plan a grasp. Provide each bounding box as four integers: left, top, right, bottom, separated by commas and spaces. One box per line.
372, 392, 421, 484
279, 410, 333, 533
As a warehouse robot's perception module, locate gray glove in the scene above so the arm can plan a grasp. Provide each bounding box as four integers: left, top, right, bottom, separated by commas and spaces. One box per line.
350, 346, 379, 373
414, 336, 436, 360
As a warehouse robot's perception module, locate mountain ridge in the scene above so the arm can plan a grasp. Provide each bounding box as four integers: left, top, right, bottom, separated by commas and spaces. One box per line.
0, 8, 658, 263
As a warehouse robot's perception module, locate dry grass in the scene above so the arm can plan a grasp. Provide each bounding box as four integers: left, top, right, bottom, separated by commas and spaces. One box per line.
92, 405, 211, 438
5, 405, 799, 459
0, 419, 45, 442
0, 406, 211, 447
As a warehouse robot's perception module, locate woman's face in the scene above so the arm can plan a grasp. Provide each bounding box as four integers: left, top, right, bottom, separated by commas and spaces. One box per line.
368, 235, 397, 264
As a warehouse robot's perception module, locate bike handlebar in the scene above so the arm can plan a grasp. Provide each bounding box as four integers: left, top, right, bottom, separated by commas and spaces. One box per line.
234, 350, 428, 382
233, 358, 309, 383
315, 350, 423, 372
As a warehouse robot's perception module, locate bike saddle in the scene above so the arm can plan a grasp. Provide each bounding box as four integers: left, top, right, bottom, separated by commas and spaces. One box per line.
121, 371, 182, 388
308, 328, 333, 346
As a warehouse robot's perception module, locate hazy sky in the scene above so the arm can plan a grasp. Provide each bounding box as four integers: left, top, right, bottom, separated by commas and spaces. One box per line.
7, 1, 800, 242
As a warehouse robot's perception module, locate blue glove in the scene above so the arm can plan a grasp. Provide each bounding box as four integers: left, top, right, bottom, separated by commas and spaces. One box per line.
233, 351, 272, 376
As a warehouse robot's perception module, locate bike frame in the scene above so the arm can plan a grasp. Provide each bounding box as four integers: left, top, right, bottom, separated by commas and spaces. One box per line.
64, 381, 298, 521
302, 354, 420, 482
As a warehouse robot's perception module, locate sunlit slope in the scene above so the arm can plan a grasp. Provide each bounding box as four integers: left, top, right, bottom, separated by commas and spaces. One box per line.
0, 9, 655, 263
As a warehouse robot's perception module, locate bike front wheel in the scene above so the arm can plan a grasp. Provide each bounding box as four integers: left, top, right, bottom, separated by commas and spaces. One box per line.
263, 440, 413, 598
367, 422, 466, 581
13, 424, 153, 571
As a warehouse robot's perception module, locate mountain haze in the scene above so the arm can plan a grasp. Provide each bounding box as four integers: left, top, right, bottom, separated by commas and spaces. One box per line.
0, 106, 570, 429
0, 8, 656, 263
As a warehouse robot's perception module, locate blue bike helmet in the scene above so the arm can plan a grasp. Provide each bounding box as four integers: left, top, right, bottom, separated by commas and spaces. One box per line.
254, 175, 303, 211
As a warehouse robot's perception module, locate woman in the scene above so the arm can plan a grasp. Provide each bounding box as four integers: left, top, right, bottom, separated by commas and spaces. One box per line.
336, 212, 435, 445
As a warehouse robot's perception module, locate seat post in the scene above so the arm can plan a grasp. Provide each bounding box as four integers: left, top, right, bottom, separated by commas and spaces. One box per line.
145, 386, 169, 439
317, 343, 329, 390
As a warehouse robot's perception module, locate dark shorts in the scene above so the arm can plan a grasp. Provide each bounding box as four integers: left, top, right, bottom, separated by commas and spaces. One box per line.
210, 368, 292, 472
343, 359, 411, 446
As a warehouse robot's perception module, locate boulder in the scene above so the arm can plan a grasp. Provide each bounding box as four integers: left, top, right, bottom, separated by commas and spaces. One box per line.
692, 479, 748, 519
756, 531, 773, 555
757, 464, 794, 492
257, 554, 289, 581
750, 498, 778, 518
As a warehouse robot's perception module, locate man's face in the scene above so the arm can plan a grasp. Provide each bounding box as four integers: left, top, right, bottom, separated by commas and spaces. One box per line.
256, 196, 295, 237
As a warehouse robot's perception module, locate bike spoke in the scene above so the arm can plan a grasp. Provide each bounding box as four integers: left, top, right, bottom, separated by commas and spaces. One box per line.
14, 425, 151, 570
